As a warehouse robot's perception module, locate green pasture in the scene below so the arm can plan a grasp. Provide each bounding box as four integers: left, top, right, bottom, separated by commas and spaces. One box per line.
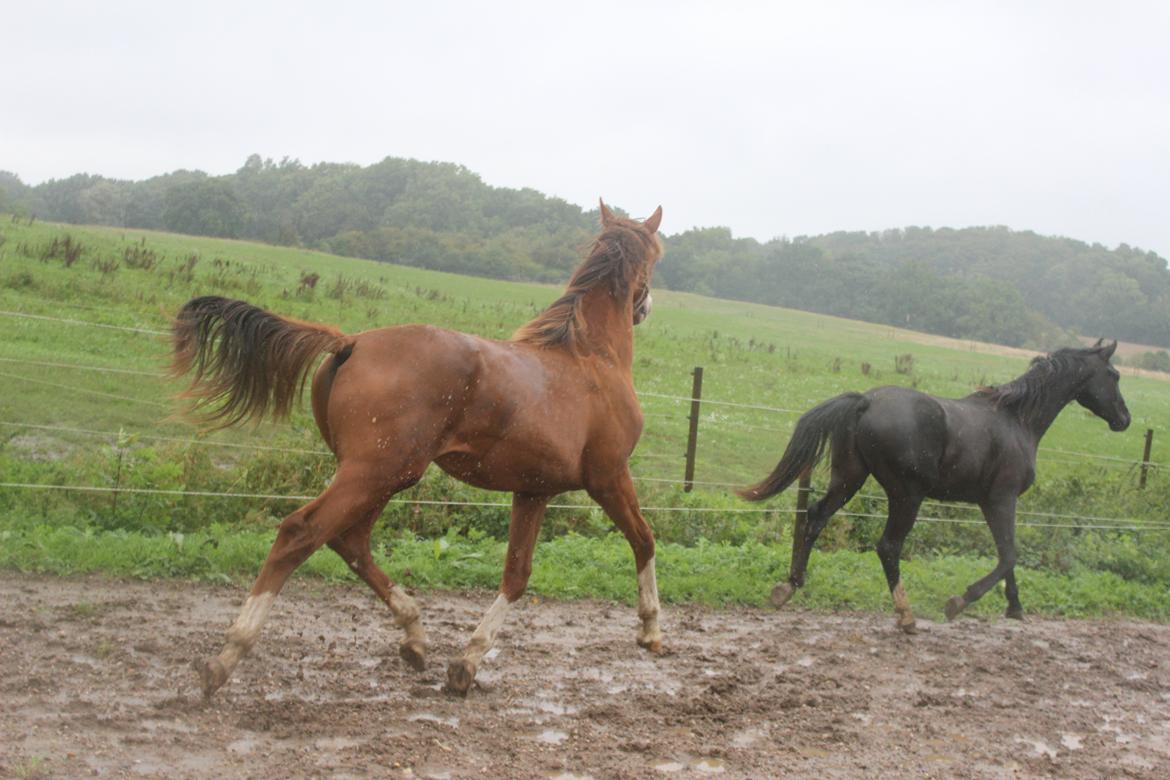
1, 524, 1165, 621
0, 216, 1167, 617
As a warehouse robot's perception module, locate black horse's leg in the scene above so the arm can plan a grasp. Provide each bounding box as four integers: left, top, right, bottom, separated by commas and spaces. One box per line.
876, 492, 923, 634
776, 452, 867, 608
945, 496, 1018, 620
1003, 569, 1024, 619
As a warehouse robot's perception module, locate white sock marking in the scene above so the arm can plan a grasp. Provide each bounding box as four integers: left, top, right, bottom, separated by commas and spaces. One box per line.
219, 591, 275, 672
463, 593, 511, 665
388, 584, 420, 626
637, 556, 662, 643
227, 592, 275, 646
389, 584, 425, 646
892, 581, 912, 614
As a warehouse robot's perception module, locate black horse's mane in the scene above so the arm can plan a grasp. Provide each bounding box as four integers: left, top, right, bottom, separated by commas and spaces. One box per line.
970, 346, 1099, 420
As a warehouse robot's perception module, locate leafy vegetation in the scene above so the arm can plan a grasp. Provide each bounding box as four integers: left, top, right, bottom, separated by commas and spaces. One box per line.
1, 524, 1165, 620
0, 218, 1167, 618
3, 155, 1168, 347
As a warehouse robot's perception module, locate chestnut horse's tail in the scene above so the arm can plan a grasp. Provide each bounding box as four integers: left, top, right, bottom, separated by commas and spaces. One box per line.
737, 392, 869, 501
171, 295, 352, 428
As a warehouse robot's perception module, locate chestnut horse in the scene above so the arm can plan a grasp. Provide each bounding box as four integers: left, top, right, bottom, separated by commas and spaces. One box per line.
173, 202, 664, 698
739, 341, 1130, 631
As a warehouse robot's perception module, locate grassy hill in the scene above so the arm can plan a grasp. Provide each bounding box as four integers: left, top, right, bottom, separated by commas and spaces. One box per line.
1, 216, 1167, 617
8, 157, 1169, 348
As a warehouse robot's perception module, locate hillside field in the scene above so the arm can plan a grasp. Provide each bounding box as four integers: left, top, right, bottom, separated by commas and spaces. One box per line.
0, 216, 1167, 619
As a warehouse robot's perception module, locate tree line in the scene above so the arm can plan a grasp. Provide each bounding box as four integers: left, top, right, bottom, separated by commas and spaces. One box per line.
2, 155, 1168, 348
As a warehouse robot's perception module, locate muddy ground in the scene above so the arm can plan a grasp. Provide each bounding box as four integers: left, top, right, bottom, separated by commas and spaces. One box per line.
1, 574, 1167, 779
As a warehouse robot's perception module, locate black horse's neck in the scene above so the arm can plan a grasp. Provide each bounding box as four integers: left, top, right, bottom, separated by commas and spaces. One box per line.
976, 351, 1089, 442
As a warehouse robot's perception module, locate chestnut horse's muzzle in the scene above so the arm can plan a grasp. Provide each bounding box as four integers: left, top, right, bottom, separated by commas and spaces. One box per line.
634, 291, 653, 325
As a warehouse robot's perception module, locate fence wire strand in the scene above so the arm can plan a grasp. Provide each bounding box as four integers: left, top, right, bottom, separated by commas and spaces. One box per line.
3, 482, 1166, 531
0, 357, 163, 377
0, 370, 170, 408
0, 309, 169, 336
2, 311, 1162, 534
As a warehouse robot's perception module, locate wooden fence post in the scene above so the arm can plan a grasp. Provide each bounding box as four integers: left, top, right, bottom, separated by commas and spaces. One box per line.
683, 366, 703, 492
1140, 428, 1154, 489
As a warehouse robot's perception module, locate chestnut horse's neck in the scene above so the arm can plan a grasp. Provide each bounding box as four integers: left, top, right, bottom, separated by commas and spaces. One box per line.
577, 285, 637, 367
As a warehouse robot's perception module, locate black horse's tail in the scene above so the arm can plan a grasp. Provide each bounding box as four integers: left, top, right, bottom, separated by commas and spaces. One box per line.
738, 392, 869, 501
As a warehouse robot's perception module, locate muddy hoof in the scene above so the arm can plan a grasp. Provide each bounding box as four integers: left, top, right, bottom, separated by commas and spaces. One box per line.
637, 636, 663, 654
196, 657, 227, 700
897, 617, 918, 635
399, 640, 426, 672
770, 581, 796, 609
445, 658, 477, 697
944, 595, 968, 621
1005, 606, 1025, 621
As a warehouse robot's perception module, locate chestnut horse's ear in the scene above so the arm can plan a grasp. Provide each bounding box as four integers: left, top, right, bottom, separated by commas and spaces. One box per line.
599, 198, 617, 227
1099, 339, 1118, 359
643, 206, 663, 234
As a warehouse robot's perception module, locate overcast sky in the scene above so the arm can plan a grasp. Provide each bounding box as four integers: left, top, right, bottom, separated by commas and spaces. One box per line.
3, 1, 1168, 257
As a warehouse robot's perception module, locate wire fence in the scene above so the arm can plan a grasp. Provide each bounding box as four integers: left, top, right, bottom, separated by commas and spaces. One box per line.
1, 308, 1165, 534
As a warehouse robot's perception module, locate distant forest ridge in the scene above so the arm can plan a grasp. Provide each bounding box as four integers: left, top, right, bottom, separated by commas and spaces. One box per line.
2, 155, 1168, 350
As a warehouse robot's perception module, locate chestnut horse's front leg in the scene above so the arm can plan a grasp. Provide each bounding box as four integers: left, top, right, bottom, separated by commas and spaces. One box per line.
587, 471, 663, 652
446, 493, 548, 696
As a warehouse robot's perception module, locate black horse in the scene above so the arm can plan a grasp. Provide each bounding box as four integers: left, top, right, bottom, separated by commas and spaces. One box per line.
739, 340, 1131, 632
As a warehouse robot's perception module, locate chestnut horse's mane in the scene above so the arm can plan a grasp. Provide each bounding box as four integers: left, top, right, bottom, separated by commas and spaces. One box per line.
513, 216, 661, 348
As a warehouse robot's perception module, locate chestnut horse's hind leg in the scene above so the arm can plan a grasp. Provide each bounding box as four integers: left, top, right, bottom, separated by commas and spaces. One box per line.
327, 516, 427, 670
198, 461, 412, 699
447, 493, 548, 696
586, 471, 663, 653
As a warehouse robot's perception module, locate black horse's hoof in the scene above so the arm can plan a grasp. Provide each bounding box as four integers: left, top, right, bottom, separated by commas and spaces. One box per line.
770, 582, 796, 609
944, 595, 968, 621
1004, 607, 1025, 621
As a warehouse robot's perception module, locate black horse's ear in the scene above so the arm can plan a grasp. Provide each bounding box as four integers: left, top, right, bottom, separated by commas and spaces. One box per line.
599, 198, 617, 227
1099, 339, 1118, 359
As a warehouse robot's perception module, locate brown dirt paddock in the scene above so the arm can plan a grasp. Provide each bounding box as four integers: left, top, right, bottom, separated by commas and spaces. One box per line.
1, 574, 1167, 779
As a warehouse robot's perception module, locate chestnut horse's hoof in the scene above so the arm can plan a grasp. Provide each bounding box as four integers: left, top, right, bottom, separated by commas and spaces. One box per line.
1005, 606, 1025, 621
445, 658, 477, 697
897, 616, 918, 635
770, 581, 796, 609
637, 636, 663, 654
196, 657, 228, 700
944, 595, 968, 621
399, 640, 426, 672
